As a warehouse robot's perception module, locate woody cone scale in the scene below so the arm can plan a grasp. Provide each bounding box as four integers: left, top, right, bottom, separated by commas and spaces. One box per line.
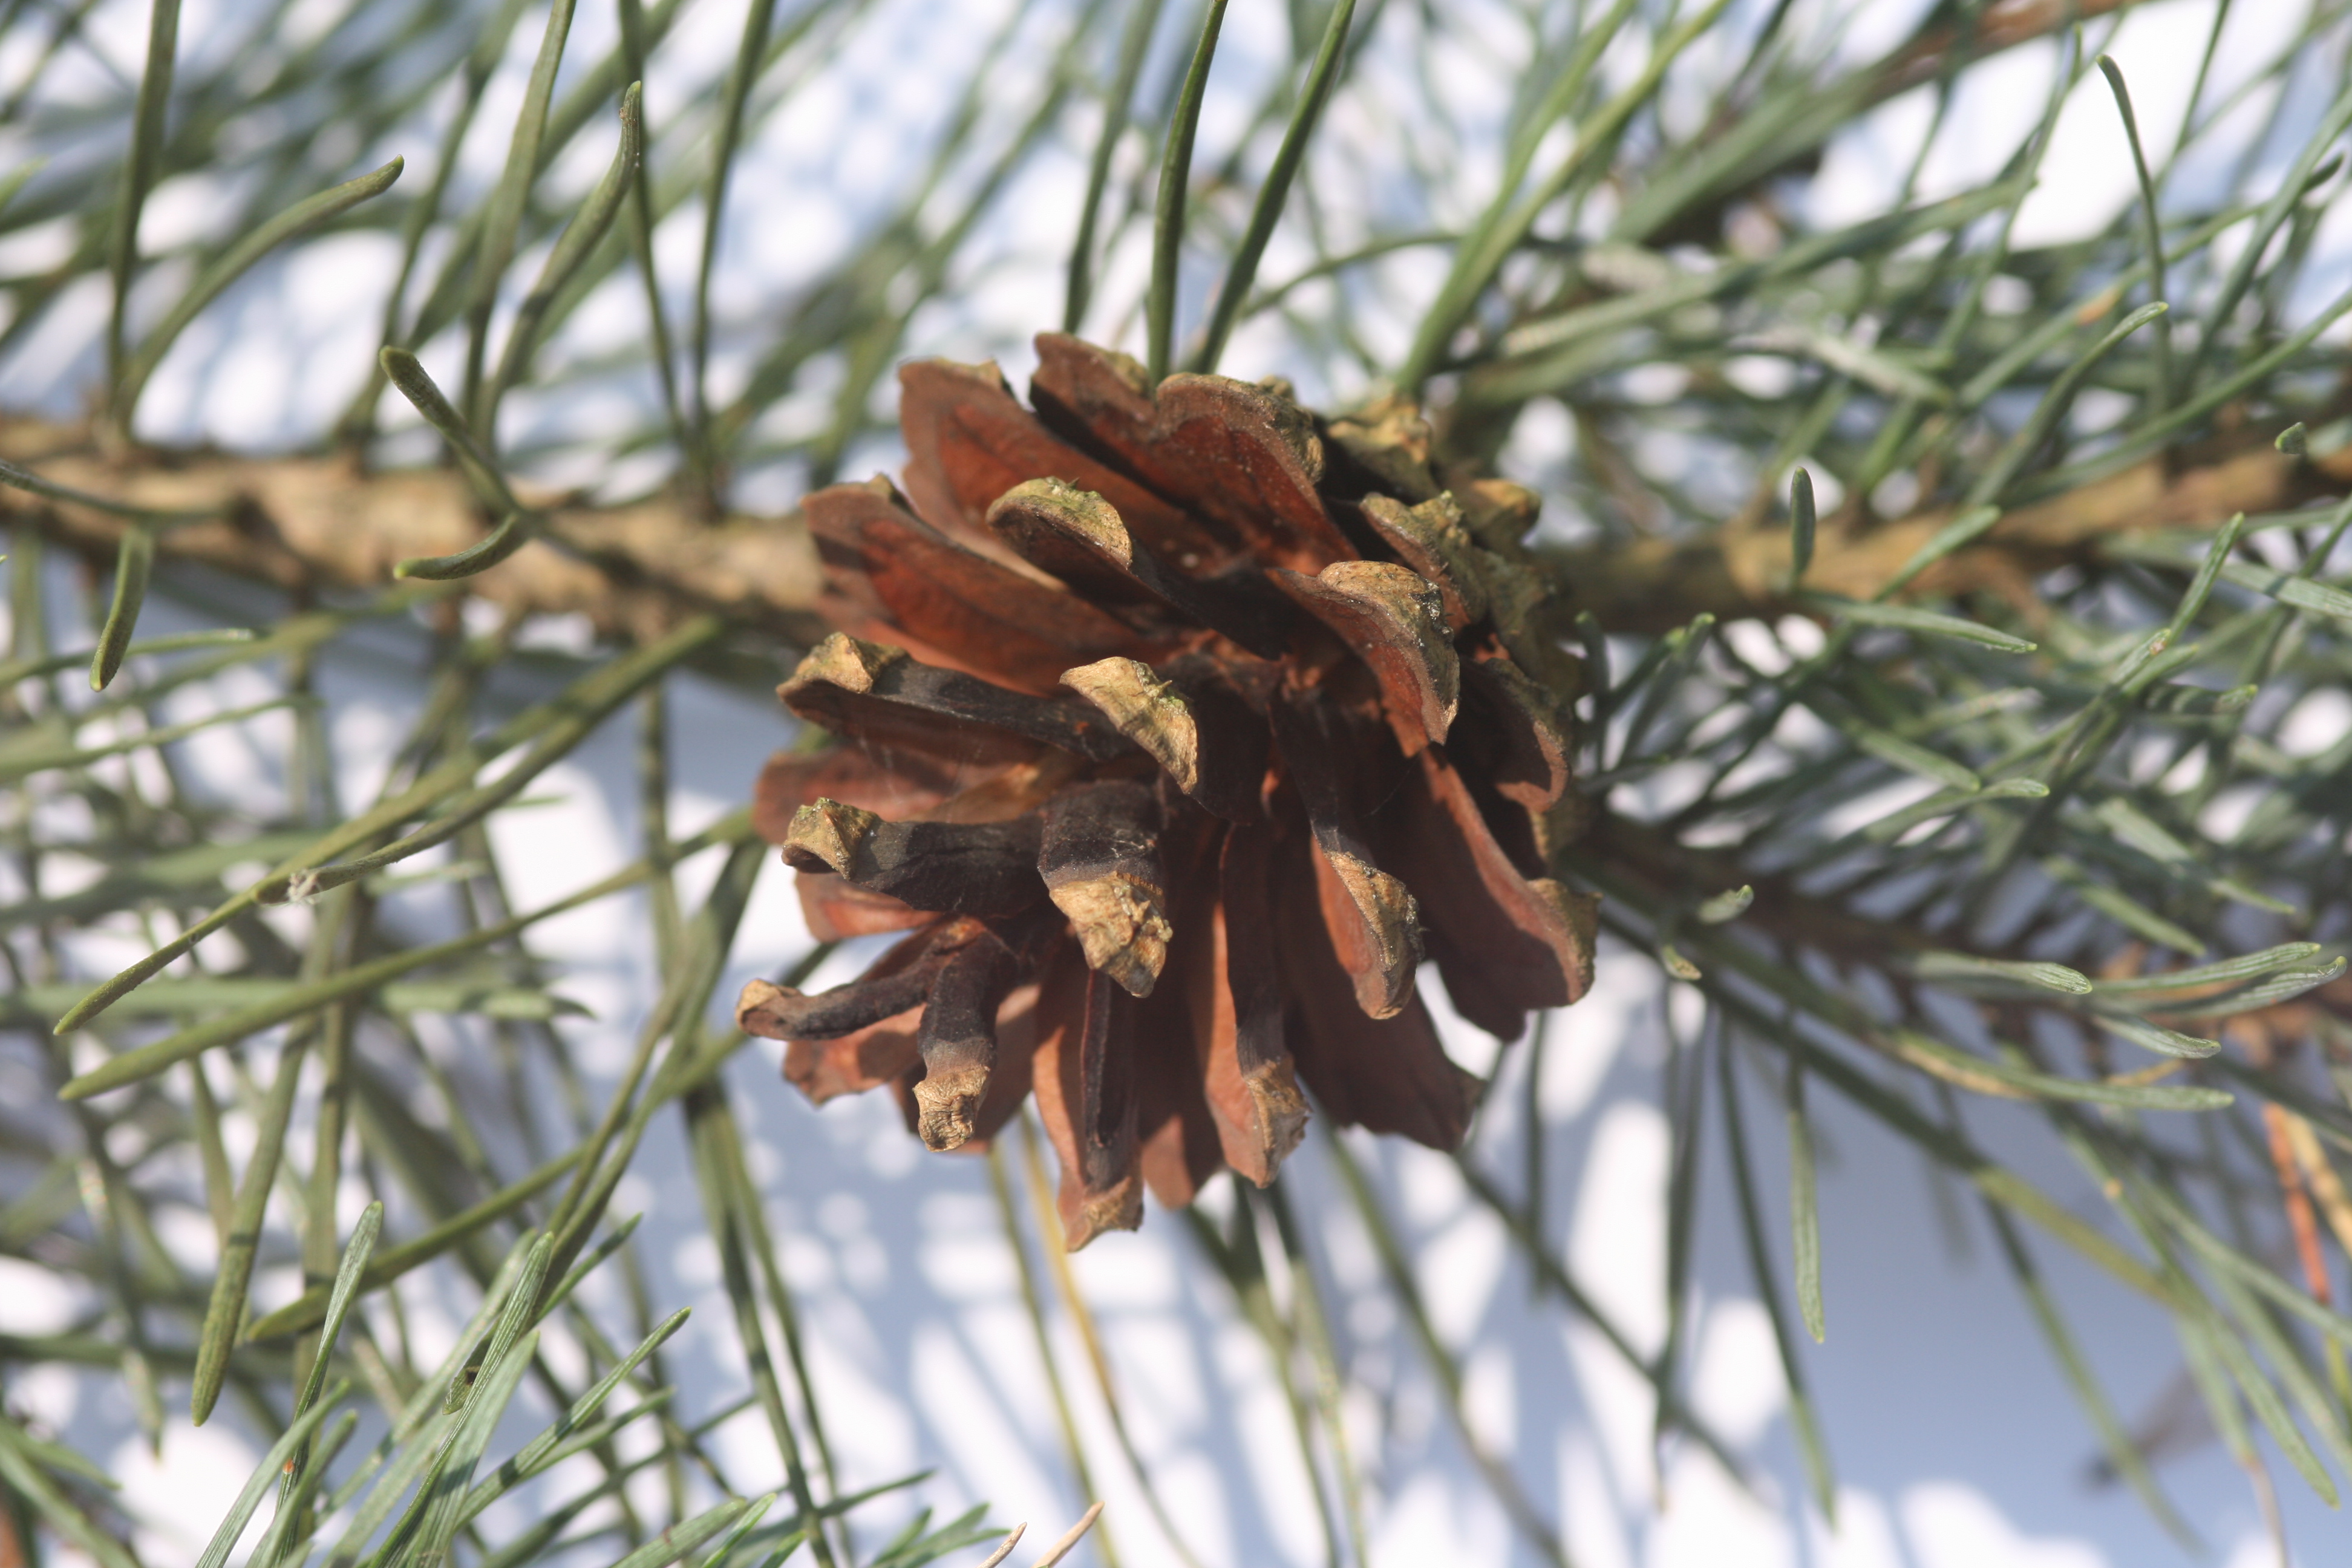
736, 335, 1599, 1246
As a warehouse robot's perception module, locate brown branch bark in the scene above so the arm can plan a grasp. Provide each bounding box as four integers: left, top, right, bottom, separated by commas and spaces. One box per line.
7, 413, 2343, 651
1552, 433, 2352, 634
0, 417, 828, 645
1876, 0, 2141, 103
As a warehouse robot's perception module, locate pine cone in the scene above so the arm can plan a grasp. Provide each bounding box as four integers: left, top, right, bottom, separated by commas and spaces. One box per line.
736, 335, 1598, 1245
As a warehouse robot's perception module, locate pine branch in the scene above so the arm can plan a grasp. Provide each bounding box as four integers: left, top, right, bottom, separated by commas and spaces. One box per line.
1, 417, 825, 644
13, 410, 2334, 661
1559, 428, 2352, 632
13, 1, 2352, 1561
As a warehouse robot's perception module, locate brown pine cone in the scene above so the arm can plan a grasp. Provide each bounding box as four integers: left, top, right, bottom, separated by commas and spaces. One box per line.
736, 334, 1598, 1246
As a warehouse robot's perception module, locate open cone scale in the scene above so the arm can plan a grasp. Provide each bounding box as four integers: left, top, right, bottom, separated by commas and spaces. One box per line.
737, 335, 1599, 1245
